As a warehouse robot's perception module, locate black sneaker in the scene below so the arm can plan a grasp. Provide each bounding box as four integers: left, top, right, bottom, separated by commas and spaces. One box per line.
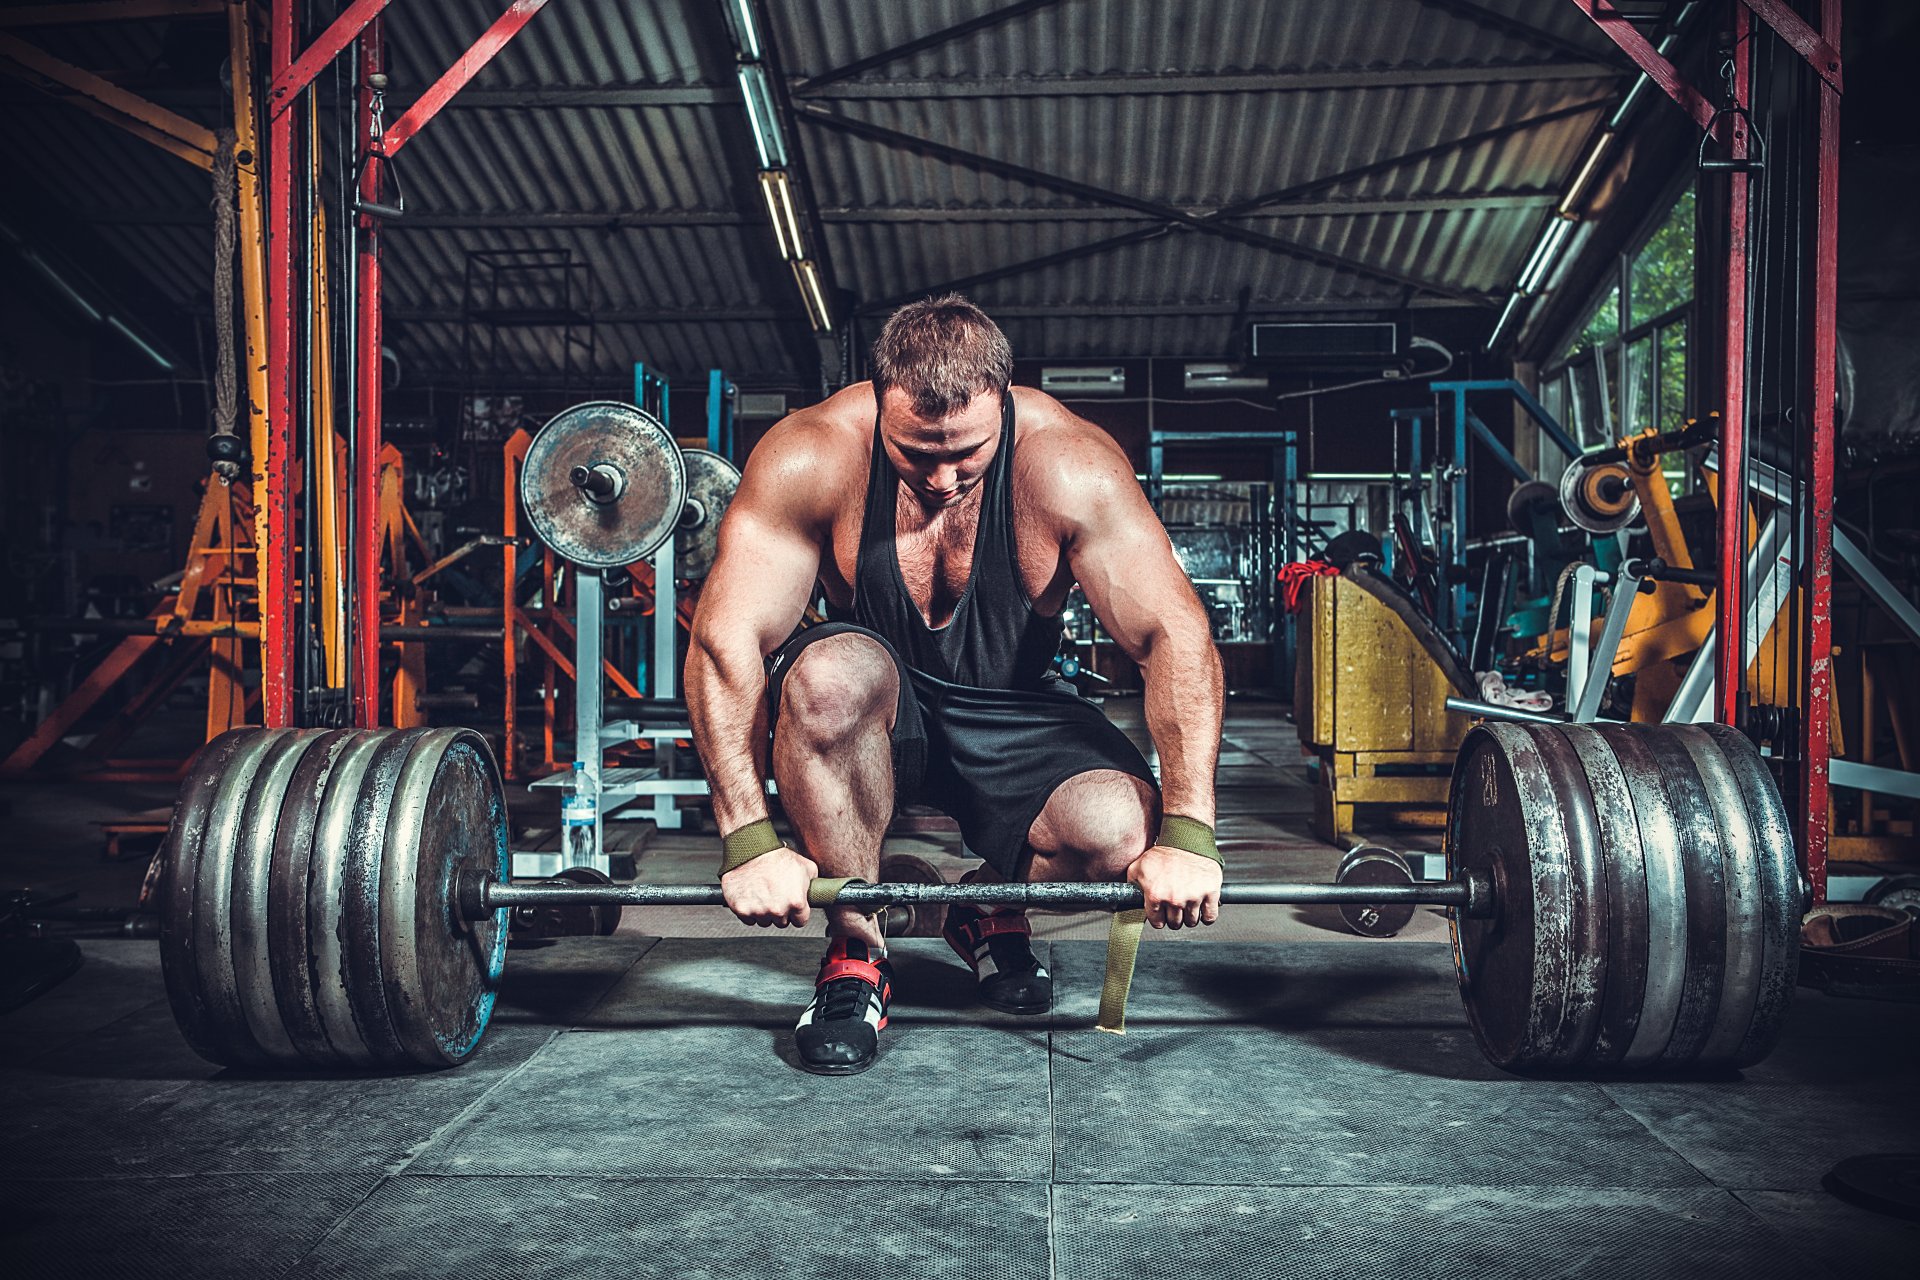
793, 937, 894, 1075
943, 904, 1053, 1015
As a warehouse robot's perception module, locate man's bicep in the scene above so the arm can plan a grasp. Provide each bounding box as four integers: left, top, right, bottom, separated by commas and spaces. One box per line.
695, 504, 821, 660
1066, 476, 1201, 662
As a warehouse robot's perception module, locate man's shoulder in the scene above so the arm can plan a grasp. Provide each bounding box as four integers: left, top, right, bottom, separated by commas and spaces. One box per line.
750, 385, 874, 475
1012, 387, 1135, 514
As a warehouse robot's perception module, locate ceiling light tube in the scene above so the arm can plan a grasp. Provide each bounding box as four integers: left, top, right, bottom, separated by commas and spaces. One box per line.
793, 259, 832, 333
1517, 215, 1573, 295
723, 0, 762, 60
1485, 291, 1526, 352
1558, 133, 1611, 216
23, 249, 103, 322
758, 170, 798, 259
737, 63, 785, 169
772, 169, 805, 259
107, 314, 175, 371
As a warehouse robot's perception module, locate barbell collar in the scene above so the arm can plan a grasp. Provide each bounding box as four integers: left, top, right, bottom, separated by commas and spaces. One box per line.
569, 462, 625, 503
461, 872, 1494, 919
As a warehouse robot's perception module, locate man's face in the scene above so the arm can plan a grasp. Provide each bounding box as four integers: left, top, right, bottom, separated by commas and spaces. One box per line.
877, 385, 1001, 510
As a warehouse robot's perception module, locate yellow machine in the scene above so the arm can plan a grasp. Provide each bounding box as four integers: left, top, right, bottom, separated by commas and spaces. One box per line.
1295, 569, 1474, 841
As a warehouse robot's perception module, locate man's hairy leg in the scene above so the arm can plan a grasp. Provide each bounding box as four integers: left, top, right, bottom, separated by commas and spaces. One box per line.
769, 633, 898, 948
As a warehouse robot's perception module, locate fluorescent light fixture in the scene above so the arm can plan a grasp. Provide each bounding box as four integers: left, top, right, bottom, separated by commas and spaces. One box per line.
1135, 473, 1224, 482
722, 0, 762, 60
736, 63, 785, 169
107, 314, 175, 371
1041, 365, 1127, 396
1485, 291, 1526, 352
1609, 5, 1695, 130
792, 259, 831, 332
1517, 215, 1573, 294
23, 248, 103, 322
1558, 133, 1611, 216
1182, 362, 1268, 393
757, 169, 805, 261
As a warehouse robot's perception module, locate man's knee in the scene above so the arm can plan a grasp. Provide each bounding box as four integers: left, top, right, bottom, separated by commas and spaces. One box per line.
776, 634, 897, 750
1030, 770, 1156, 877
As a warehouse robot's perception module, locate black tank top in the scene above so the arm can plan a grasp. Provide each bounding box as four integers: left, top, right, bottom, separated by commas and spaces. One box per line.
840, 391, 1064, 690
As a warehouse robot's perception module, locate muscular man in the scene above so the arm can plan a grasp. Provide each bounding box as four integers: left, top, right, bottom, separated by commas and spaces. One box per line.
686, 295, 1224, 1075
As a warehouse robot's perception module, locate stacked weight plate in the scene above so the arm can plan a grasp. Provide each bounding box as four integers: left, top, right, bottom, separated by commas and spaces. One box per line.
1447, 721, 1801, 1074
161, 727, 511, 1070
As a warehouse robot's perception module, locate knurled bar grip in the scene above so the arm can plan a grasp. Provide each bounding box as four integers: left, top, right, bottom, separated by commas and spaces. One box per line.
465, 874, 1495, 919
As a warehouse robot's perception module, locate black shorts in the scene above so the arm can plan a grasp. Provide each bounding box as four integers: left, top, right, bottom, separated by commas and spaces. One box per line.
765, 622, 1158, 878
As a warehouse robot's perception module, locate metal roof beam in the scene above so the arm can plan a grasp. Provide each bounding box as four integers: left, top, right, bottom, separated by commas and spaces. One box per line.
1415, 0, 1630, 68
795, 0, 1067, 95
76, 190, 1558, 229
816, 63, 1619, 99
798, 106, 1485, 304
1213, 97, 1612, 220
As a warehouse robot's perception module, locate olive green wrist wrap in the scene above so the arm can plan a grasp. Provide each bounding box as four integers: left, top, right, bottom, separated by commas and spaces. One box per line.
1157, 814, 1222, 866
720, 819, 783, 873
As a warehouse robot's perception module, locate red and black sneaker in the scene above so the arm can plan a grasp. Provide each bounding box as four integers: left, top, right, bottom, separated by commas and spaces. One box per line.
793, 937, 895, 1076
943, 904, 1053, 1015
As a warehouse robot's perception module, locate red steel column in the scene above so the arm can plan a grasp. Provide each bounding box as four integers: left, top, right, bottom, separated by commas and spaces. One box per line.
351, 23, 384, 727
1714, 5, 1752, 727
1801, 0, 1842, 902
263, 0, 298, 725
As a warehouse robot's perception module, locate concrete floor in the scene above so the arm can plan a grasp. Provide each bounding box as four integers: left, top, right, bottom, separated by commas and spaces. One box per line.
3, 698, 1917, 1278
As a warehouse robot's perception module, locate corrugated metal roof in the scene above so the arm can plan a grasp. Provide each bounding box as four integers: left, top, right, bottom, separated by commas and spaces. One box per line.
1, 0, 1640, 384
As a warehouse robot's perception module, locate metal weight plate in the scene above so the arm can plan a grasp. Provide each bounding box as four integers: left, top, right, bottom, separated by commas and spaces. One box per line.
1638, 727, 1729, 1067
520, 401, 687, 569
1559, 458, 1640, 534
186, 728, 301, 1068
379, 729, 509, 1068
307, 730, 397, 1067
1593, 726, 1690, 1070
877, 853, 947, 937
1448, 723, 1580, 1071
1334, 846, 1417, 938
228, 730, 324, 1065
1678, 726, 1769, 1067
339, 734, 420, 1066
162, 730, 270, 1066
268, 729, 362, 1066
1698, 723, 1801, 1067
1526, 727, 1610, 1066
677, 448, 741, 580
1562, 725, 1651, 1070
509, 867, 619, 942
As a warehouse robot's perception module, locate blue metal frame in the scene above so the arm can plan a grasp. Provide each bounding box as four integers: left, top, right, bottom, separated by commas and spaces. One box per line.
1147, 428, 1299, 692
633, 362, 669, 427
1429, 379, 1581, 636
706, 368, 736, 459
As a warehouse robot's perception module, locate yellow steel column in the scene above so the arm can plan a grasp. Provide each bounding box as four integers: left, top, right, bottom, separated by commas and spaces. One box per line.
227, 1, 270, 680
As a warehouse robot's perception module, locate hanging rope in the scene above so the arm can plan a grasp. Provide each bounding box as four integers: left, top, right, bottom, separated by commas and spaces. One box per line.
207, 126, 242, 483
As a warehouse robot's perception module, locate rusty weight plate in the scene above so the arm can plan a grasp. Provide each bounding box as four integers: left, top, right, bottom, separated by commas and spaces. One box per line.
378, 728, 510, 1067
878, 853, 947, 937
1334, 845, 1417, 938
161, 729, 274, 1067
1563, 725, 1651, 1070
1637, 727, 1729, 1067
1697, 725, 1797, 1066
676, 448, 740, 580
267, 728, 363, 1066
520, 401, 686, 569
1448, 722, 1582, 1071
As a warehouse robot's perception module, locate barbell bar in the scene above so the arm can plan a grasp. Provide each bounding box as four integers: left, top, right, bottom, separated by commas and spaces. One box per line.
462, 874, 1496, 917
158, 720, 1803, 1078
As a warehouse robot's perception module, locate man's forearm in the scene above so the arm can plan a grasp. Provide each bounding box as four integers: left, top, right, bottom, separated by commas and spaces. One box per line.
1138, 622, 1223, 825
685, 638, 774, 835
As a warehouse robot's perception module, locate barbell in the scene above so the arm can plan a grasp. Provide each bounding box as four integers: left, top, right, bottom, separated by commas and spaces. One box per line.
157, 720, 1802, 1076
518, 401, 740, 579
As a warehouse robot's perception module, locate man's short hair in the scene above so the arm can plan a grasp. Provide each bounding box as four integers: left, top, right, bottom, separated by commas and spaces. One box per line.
871, 294, 1013, 421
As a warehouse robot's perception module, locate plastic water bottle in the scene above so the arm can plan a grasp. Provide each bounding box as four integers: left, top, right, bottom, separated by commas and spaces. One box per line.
562, 760, 596, 863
